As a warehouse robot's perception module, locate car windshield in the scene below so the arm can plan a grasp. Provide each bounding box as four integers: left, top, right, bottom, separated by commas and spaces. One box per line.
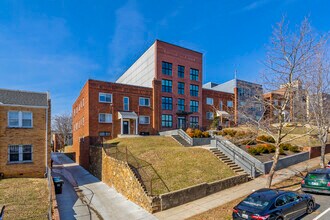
241, 196, 270, 210
306, 173, 330, 180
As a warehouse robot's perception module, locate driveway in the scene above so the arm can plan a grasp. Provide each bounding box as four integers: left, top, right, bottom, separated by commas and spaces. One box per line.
52, 153, 157, 220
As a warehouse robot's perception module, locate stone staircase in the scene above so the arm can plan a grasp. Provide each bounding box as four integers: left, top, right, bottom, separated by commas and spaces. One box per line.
172, 135, 191, 147
210, 148, 250, 178
128, 165, 149, 194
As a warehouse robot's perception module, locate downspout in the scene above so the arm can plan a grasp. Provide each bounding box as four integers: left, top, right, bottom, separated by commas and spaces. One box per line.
45, 92, 49, 177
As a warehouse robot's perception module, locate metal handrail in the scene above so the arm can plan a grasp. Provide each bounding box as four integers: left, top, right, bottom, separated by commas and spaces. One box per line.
106, 146, 170, 195
178, 129, 193, 145
216, 138, 264, 175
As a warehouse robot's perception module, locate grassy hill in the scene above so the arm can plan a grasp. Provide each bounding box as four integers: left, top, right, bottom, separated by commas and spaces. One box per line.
106, 136, 235, 194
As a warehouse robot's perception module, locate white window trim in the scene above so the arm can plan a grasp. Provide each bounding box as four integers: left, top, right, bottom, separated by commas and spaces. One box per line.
220, 101, 223, 111
8, 145, 33, 163
99, 93, 112, 103
98, 113, 113, 123
139, 97, 150, 107
206, 97, 214, 105
123, 97, 129, 111
8, 111, 33, 128
139, 116, 150, 124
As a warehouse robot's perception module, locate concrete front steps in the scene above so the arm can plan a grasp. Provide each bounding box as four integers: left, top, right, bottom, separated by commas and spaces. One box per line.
210, 148, 251, 178
172, 135, 191, 147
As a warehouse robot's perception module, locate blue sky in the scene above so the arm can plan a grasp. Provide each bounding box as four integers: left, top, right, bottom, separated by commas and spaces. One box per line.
0, 0, 329, 116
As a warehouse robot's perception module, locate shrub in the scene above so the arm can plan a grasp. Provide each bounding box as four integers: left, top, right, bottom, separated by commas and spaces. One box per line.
288, 145, 300, 153
211, 116, 220, 129
256, 145, 269, 154
235, 131, 246, 137
257, 135, 275, 143
222, 129, 237, 137
193, 129, 203, 138
202, 131, 210, 138
264, 144, 276, 153
248, 147, 260, 155
280, 143, 292, 151
239, 139, 257, 145
279, 148, 286, 155
186, 128, 194, 138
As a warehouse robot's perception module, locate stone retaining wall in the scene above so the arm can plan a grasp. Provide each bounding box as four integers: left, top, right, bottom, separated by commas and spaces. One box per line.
89, 147, 154, 212
159, 174, 249, 210
89, 146, 249, 213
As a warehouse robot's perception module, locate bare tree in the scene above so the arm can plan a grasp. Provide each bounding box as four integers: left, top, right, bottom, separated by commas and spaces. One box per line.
239, 17, 322, 187
52, 113, 72, 148
304, 39, 330, 168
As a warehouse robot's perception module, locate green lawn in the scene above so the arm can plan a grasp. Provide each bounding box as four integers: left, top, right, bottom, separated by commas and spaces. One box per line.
106, 136, 235, 194
0, 178, 49, 220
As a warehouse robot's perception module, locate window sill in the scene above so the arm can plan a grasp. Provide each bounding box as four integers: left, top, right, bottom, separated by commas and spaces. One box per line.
7, 127, 33, 129
7, 161, 33, 165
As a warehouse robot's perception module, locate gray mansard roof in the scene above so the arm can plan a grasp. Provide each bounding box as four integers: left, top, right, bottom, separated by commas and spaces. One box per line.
0, 89, 49, 107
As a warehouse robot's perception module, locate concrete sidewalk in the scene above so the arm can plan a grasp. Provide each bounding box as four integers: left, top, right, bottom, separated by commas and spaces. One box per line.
155, 154, 330, 220
52, 153, 157, 220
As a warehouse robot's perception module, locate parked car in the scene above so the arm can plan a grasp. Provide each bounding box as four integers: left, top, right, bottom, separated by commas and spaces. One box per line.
301, 168, 330, 194
232, 188, 314, 220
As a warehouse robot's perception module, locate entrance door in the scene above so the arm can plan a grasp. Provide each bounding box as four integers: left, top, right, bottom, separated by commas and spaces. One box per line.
123, 121, 129, 134
178, 117, 186, 129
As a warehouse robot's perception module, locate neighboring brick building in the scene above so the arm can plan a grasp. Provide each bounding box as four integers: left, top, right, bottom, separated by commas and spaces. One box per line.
0, 89, 51, 178
203, 79, 263, 123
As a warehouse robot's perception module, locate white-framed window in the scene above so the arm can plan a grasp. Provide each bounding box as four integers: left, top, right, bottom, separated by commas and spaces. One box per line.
8, 145, 33, 163
99, 93, 112, 103
139, 116, 150, 124
99, 113, 112, 123
8, 111, 33, 128
123, 97, 129, 111
227, 100, 233, 108
220, 101, 223, 111
206, 97, 213, 105
206, 112, 214, 120
139, 97, 150, 106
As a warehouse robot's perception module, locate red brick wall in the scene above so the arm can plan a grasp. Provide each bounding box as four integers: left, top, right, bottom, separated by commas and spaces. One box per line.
155, 40, 203, 130
202, 89, 234, 129
309, 144, 330, 159
72, 80, 156, 168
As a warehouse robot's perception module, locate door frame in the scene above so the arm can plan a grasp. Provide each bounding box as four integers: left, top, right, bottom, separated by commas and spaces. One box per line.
123, 119, 130, 134
178, 117, 186, 129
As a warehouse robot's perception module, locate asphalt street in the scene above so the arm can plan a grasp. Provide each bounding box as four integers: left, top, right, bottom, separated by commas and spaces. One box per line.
300, 192, 330, 220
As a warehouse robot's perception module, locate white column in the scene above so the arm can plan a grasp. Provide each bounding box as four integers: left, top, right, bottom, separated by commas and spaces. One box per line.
120, 118, 123, 134
135, 118, 138, 135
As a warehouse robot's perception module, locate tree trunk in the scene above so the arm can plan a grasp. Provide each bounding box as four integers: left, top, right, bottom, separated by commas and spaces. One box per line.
266, 146, 281, 188
320, 143, 326, 168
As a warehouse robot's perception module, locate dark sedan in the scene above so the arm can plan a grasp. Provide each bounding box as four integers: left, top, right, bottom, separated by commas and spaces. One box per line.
232, 188, 314, 220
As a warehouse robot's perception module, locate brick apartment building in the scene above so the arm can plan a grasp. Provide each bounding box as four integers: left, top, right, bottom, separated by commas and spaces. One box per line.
72, 40, 262, 167
0, 89, 51, 178
203, 79, 263, 123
